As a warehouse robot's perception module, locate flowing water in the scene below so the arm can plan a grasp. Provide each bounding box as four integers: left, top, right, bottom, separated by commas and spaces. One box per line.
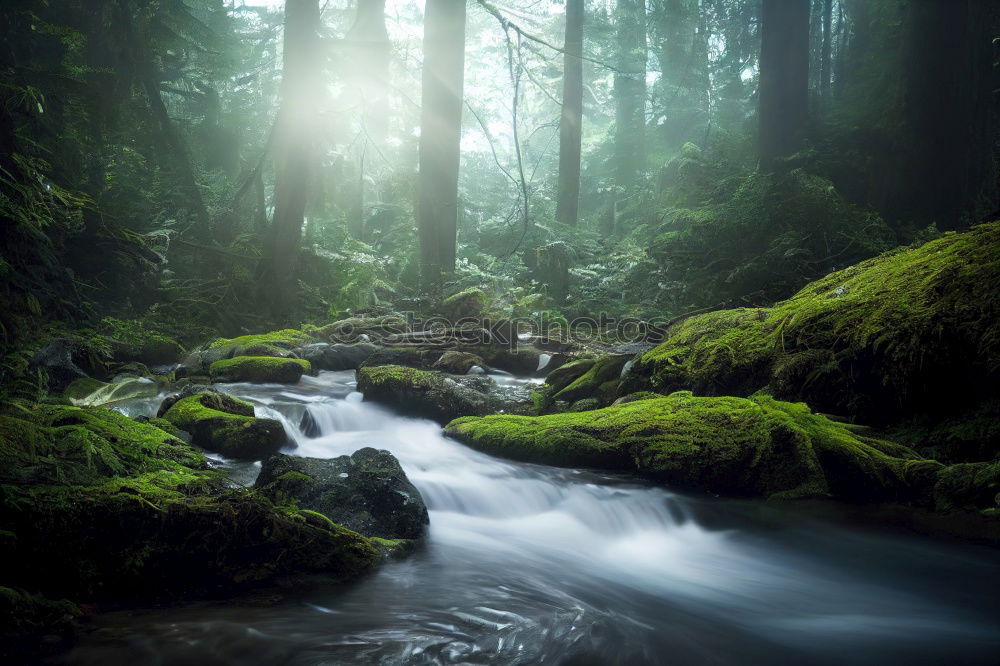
63, 371, 999, 666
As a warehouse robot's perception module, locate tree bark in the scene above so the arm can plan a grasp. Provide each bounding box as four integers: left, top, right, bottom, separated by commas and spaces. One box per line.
613, 0, 647, 190
819, 0, 832, 102
556, 0, 584, 228
898, 0, 996, 229
757, 0, 810, 169
416, 0, 466, 286
262, 0, 322, 316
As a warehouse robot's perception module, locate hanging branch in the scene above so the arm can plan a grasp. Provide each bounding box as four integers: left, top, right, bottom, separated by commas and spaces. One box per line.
504, 27, 532, 258
476, 0, 642, 75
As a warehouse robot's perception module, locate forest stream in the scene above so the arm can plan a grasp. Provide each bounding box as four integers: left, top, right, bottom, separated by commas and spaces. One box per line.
58, 371, 1000, 666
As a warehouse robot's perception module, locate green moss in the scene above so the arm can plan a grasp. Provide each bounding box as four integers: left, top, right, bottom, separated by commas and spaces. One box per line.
209, 356, 311, 384
545, 358, 596, 393
0, 405, 210, 487
0, 401, 379, 608
357, 364, 493, 423
628, 308, 773, 397
446, 392, 940, 502
442, 288, 489, 319
630, 222, 1000, 460
162, 394, 285, 460
209, 329, 315, 352
1, 485, 379, 602
934, 461, 1000, 513
553, 355, 630, 405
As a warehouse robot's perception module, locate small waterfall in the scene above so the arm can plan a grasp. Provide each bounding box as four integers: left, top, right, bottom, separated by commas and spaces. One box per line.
536, 353, 552, 372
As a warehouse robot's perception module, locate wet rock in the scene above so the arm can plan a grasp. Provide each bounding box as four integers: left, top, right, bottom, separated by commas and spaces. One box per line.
357, 365, 494, 424
446, 391, 946, 503
209, 356, 311, 384
31, 340, 88, 392
161, 392, 286, 460
316, 316, 408, 344
296, 342, 378, 371
256, 448, 429, 540
432, 351, 484, 374
442, 288, 489, 320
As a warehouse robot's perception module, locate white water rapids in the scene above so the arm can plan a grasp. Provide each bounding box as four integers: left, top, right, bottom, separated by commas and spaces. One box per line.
67, 371, 1000, 666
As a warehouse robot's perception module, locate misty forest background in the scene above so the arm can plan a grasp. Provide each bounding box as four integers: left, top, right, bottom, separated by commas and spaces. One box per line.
0, 0, 997, 390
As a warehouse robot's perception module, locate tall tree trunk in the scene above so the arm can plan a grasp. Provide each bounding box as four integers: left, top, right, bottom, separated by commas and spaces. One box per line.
757, 0, 810, 169
556, 0, 584, 228
348, 0, 391, 144
898, 0, 996, 229
416, 0, 466, 286
819, 0, 832, 102
262, 0, 322, 317
346, 0, 391, 240
613, 0, 647, 190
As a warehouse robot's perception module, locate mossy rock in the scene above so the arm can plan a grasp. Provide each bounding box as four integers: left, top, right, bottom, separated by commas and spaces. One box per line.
442, 287, 489, 320
256, 448, 429, 540
446, 391, 942, 502
432, 351, 484, 374
209, 356, 312, 384
933, 461, 1000, 513
628, 222, 1000, 461
0, 405, 210, 487
0, 405, 379, 613
0, 485, 378, 602
356, 365, 493, 424
545, 358, 597, 393
162, 393, 286, 460
208, 329, 316, 355
553, 355, 631, 405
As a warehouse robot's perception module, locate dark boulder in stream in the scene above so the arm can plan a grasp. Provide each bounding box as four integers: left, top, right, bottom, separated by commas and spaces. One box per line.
256, 448, 429, 540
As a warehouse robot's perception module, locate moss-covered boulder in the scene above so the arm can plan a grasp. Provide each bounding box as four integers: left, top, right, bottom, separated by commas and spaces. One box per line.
256, 448, 429, 540
432, 350, 484, 374
178, 329, 315, 377
933, 461, 1000, 514
446, 391, 943, 502
209, 329, 316, 358
442, 287, 489, 320
545, 358, 597, 393
626, 222, 1000, 462
357, 365, 494, 424
552, 355, 631, 405
209, 355, 311, 384
0, 405, 379, 608
161, 392, 286, 460
2, 485, 378, 603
